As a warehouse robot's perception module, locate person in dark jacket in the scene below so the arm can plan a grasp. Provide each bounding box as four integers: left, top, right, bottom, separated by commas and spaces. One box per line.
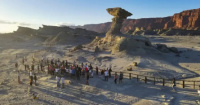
96, 66, 98, 75
34, 73, 37, 86
109, 68, 112, 78
172, 78, 176, 91
119, 72, 123, 84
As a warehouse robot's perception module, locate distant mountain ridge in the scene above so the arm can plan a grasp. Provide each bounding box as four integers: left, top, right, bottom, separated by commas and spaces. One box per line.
73, 8, 200, 35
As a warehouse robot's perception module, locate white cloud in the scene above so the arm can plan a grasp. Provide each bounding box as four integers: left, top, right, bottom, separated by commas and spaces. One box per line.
0, 20, 40, 33
56, 22, 75, 27
0, 20, 31, 26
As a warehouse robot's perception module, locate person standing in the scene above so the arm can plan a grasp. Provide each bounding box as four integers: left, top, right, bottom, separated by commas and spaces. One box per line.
30, 71, 33, 86
104, 70, 108, 81
81, 63, 84, 68
18, 71, 21, 84
109, 68, 112, 78
172, 78, 176, 91
34, 73, 37, 86
15, 62, 18, 71
76, 67, 80, 80
61, 77, 65, 88
114, 72, 118, 84
119, 72, 123, 84
86, 72, 89, 85
31, 64, 34, 71
96, 66, 98, 75
57, 76, 61, 88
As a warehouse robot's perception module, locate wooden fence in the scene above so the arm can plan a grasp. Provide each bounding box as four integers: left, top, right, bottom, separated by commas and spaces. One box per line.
111, 71, 200, 90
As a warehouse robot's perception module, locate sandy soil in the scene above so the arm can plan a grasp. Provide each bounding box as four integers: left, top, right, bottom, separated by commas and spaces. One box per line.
0, 34, 200, 105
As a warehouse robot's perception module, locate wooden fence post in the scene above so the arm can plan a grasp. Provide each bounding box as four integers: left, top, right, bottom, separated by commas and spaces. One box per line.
182, 80, 185, 88
193, 81, 195, 89
129, 73, 131, 80
163, 79, 165, 86
137, 75, 139, 82
154, 77, 155, 85
145, 76, 147, 83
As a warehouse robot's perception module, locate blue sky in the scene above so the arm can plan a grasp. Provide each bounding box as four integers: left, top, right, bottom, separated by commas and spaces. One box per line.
0, 0, 200, 33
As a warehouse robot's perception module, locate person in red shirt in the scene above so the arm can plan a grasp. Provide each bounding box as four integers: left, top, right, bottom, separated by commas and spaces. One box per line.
85, 67, 88, 73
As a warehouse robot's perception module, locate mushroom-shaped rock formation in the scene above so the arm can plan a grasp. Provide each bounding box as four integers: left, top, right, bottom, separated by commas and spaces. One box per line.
90, 7, 152, 54
106, 7, 132, 36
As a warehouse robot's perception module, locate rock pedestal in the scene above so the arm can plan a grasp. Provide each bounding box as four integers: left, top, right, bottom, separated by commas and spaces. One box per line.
106, 7, 132, 36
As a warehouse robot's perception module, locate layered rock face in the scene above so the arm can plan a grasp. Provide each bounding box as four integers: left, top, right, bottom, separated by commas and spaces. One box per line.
14, 26, 37, 35
165, 8, 200, 30
77, 8, 200, 35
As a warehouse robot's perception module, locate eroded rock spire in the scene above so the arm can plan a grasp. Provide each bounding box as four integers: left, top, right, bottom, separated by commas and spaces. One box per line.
106, 7, 132, 36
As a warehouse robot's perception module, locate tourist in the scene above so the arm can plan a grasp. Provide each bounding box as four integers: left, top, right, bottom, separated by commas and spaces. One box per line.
81, 67, 85, 78
52, 65, 55, 75
119, 72, 123, 84
96, 66, 98, 75
85, 66, 89, 73
61, 65, 65, 76
55, 66, 59, 76
78, 66, 82, 76
101, 69, 105, 75
76, 66, 80, 80
57, 76, 60, 88
90, 69, 94, 78
172, 78, 176, 91
109, 68, 112, 78
34, 73, 37, 86
65, 67, 69, 76
31, 64, 34, 71
15, 62, 18, 70
85, 63, 87, 68
65, 60, 68, 68
81, 63, 84, 68
18, 71, 21, 84
61, 77, 65, 88
30, 71, 33, 86
89, 64, 93, 70
114, 72, 118, 84
104, 70, 108, 81
73, 60, 76, 66
72, 65, 75, 76
86, 72, 89, 85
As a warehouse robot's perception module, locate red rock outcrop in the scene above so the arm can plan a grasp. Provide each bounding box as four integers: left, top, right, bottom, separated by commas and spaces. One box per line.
77, 8, 200, 33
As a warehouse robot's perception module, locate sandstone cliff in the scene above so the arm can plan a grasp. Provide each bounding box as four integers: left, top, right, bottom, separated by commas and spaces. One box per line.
76, 8, 200, 35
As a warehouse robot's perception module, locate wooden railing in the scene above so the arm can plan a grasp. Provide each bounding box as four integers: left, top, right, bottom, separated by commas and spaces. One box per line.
110, 71, 200, 90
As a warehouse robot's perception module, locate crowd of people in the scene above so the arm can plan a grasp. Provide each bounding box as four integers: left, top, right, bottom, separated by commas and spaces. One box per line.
15, 57, 200, 102
16, 57, 125, 89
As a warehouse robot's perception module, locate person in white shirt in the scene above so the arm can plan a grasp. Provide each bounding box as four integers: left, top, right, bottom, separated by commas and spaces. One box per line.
30, 71, 33, 86
61, 77, 65, 88
196, 85, 200, 104
55, 68, 59, 72
104, 70, 108, 81
30, 71, 33, 76
57, 76, 60, 88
